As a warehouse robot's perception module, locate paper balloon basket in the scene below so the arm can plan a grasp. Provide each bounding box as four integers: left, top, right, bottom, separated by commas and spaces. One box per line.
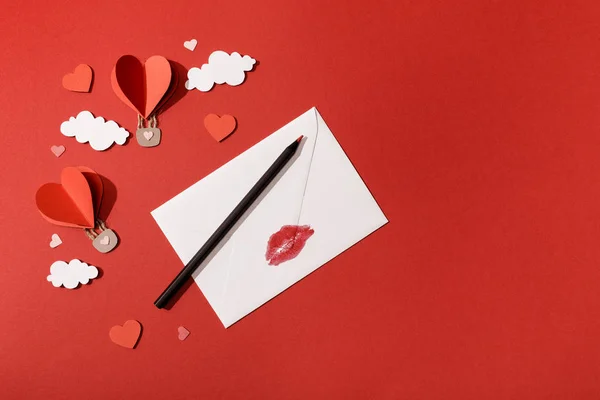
35, 167, 119, 253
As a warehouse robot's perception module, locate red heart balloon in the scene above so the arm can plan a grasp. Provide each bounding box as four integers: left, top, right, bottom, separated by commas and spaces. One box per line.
111, 55, 172, 118
36, 167, 98, 229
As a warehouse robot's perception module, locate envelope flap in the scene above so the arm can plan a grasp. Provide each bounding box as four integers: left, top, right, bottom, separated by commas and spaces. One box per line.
151, 108, 319, 265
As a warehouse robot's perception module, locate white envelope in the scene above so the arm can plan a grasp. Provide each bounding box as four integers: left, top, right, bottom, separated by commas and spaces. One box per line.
151, 107, 388, 327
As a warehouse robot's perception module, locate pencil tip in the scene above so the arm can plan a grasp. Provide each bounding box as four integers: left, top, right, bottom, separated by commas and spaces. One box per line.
296, 135, 304, 143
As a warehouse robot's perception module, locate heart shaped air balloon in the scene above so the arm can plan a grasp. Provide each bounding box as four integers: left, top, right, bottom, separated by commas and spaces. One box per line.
36, 167, 118, 253
111, 55, 173, 118
36, 167, 102, 228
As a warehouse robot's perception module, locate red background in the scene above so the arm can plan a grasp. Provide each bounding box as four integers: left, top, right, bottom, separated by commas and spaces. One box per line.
2, 0, 600, 398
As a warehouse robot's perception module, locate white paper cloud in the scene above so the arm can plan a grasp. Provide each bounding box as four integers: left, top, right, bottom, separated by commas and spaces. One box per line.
185, 50, 256, 92
47, 259, 99, 289
60, 110, 130, 151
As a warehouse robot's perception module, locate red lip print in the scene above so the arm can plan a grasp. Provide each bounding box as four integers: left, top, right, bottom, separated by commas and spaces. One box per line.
266, 225, 315, 266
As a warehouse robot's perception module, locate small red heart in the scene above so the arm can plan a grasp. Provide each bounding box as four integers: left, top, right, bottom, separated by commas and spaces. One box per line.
62, 64, 93, 93
204, 114, 237, 142
50, 145, 65, 157
109, 320, 141, 349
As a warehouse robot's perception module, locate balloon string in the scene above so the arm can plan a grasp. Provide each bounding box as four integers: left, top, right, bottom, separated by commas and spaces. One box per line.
96, 219, 107, 232
84, 229, 98, 240
137, 114, 158, 129
84, 220, 109, 240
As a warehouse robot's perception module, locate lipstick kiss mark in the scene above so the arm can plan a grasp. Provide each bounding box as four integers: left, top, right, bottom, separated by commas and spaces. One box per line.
265, 225, 314, 266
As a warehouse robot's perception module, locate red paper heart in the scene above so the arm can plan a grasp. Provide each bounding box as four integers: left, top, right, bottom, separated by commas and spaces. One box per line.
109, 320, 141, 349
62, 64, 93, 93
50, 145, 65, 157
35, 167, 102, 229
111, 55, 172, 118
204, 114, 237, 142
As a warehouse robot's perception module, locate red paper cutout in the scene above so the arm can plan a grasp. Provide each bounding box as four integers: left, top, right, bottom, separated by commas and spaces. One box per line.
111, 55, 172, 118
109, 320, 141, 349
78, 166, 103, 216
204, 114, 237, 142
177, 326, 190, 341
35, 167, 104, 229
50, 145, 65, 157
62, 64, 93, 93
154, 68, 179, 115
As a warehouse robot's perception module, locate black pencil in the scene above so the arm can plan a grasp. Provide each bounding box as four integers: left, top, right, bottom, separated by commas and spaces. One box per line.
154, 135, 304, 309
